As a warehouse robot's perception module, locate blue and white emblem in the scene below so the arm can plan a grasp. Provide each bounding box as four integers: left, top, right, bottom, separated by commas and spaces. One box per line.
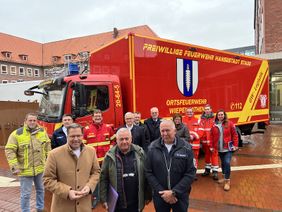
177, 58, 198, 97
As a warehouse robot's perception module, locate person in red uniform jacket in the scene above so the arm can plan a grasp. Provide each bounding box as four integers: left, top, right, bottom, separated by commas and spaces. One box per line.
182, 108, 200, 171
83, 109, 115, 208
84, 109, 115, 163
198, 104, 219, 180
210, 109, 238, 191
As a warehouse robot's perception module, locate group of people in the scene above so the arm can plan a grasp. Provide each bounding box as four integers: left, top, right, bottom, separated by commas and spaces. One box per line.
173, 104, 239, 190
4, 104, 238, 212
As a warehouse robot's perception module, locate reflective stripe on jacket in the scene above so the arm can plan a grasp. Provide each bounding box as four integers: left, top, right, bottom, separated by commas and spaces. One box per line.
84, 123, 115, 162
198, 114, 214, 144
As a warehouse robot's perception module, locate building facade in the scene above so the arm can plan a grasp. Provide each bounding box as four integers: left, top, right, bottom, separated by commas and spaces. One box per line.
255, 0, 282, 54
0, 25, 157, 84
254, 0, 282, 123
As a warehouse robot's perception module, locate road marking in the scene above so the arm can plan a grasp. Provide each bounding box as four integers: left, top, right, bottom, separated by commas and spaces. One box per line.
0, 176, 20, 187
0, 163, 281, 187
197, 163, 282, 174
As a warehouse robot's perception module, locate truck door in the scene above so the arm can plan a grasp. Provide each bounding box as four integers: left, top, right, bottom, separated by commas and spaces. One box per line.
71, 82, 117, 127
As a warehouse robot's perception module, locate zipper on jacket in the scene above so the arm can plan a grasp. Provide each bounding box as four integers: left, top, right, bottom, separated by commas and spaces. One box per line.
24, 145, 29, 169
162, 151, 172, 190
30, 136, 36, 176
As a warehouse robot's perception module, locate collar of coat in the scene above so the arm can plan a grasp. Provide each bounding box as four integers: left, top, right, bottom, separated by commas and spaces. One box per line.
149, 136, 189, 151
24, 124, 44, 135
66, 143, 85, 155
175, 123, 185, 131
201, 113, 214, 119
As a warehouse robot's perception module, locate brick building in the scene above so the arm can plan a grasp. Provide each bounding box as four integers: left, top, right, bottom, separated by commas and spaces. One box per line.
0, 25, 157, 83
255, 0, 282, 54
254, 0, 282, 123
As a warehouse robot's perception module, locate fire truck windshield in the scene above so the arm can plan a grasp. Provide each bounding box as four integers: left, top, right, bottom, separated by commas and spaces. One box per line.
38, 83, 66, 121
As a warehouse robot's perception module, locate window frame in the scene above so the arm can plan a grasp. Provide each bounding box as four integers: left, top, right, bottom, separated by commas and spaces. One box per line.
22, 55, 28, 61
44, 69, 49, 77
10, 66, 17, 75
27, 68, 33, 77
19, 67, 25, 76
1, 64, 8, 74
34, 69, 40, 77
64, 54, 72, 62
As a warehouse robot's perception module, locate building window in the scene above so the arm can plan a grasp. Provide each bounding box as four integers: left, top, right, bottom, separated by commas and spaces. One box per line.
19, 67, 25, 76
17, 79, 24, 82
52, 56, 61, 63
5, 52, 11, 59
11, 80, 17, 83
44, 69, 49, 77
1, 65, 8, 74
19, 55, 28, 61
34, 69, 40, 77
64, 54, 72, 62
2, 80, 8, 83
1, 51, 12, 59
10, 66, 17, 75
27, 68, 33, 77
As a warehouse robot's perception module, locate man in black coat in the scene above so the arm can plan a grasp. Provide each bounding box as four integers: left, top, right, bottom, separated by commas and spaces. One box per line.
145, 120, 196, 212
144, 107, 162, 143
51, 114, 73, 149
134, 112, 151, 142
120, 112, 149, 152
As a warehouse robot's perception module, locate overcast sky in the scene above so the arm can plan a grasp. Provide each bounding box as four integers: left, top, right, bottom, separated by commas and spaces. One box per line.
0, 0, 254, 50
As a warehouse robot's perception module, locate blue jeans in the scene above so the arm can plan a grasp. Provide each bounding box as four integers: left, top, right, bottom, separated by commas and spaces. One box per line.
19, 173, 44, 212
219, 151, 232, 179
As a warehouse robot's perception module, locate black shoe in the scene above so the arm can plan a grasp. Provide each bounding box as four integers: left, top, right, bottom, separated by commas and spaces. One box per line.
202, 168, 210, 176
212, 171, 219, 180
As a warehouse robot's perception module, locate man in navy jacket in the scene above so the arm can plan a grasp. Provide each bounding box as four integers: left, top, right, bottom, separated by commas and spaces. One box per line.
51, 114, 73, 149
145, 120, 196, 212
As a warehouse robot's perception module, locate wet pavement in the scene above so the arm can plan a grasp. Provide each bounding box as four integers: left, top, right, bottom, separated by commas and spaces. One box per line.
0, 125, 282, 212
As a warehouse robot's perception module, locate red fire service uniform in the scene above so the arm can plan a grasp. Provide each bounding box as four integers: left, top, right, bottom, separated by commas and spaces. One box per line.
84, 122, 115, 163
198, 113, 219, 174
183, 115, 200, 169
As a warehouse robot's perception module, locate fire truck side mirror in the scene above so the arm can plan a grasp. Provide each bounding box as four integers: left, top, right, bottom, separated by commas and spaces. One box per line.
24, 90, 34, 96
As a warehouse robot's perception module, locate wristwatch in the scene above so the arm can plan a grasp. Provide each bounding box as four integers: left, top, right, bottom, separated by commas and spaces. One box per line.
172, 190, 176, 197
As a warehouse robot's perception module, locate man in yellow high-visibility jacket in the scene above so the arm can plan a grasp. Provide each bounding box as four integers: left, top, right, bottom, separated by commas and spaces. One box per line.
5, 113, 51, 212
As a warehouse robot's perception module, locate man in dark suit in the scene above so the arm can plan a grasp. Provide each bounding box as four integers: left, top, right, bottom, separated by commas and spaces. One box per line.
144, 107, 162, 143
51, 114, 73, 149
134, 112, 150, 142
121, 112, 149, 152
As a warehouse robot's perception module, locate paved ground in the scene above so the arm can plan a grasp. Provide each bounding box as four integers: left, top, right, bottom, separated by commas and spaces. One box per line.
0, 125, 282, 212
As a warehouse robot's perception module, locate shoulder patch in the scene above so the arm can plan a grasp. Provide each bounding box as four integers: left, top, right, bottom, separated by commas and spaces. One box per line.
16, 127, 24, 135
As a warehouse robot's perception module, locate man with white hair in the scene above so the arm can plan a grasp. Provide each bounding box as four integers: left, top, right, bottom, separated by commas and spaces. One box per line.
145, 120, 196, 212
144, 107, 162, 143
120, 112, 149, 152
100, 128, 151, 212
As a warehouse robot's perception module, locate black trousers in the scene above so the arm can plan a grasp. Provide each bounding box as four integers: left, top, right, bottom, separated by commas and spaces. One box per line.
115, 203, 139, 212
153, 194, 189, 212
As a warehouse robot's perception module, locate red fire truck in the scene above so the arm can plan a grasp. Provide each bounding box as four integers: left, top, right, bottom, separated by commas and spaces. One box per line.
25, 33, 269, 137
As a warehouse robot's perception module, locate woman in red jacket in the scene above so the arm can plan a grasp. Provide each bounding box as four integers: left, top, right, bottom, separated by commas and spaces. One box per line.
210, 109, 238, 191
